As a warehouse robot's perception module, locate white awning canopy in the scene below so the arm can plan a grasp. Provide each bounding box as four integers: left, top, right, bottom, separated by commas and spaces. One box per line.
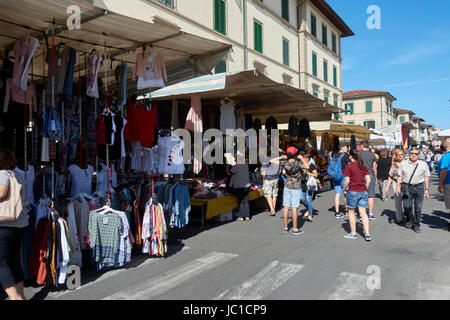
0, 0, 232, 87
151, 70, 341, 122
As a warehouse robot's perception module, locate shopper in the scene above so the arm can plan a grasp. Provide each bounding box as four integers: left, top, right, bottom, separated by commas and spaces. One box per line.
385, 149, 406, 224
377, 149, 392, 201
300, 153, 318, 222
425, 148, 433, 172
261, 154, 281, 216
360, 141, 377, 220
0, 148, 29, 300
371, 148, 379, 161
343, 149, 372, 241
270, 147, 308, 234
438, 137, 450, 231
227, 163, 251, 221
328, 144, 350, 219
396, 147, 431, 233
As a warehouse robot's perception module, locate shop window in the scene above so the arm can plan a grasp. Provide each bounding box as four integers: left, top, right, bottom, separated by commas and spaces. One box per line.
214, 0, 226, 35
254, 20, 263, 53
214, 60, 226, 74
282, 0, 289, 22
282, 38, 289, 66
311, 14, 317, 37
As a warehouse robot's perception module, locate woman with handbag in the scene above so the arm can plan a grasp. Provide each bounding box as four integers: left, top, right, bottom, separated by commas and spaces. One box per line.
300, 154, 318, 222
0, 149, 29, 300
385, 149, 406, 224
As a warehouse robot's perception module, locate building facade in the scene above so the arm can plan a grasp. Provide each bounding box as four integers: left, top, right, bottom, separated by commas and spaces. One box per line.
340, 90, 397, 129
98, 0, 353, 109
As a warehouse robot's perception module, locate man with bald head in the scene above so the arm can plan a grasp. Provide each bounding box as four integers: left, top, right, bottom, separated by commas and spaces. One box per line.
438, 137, 450, 231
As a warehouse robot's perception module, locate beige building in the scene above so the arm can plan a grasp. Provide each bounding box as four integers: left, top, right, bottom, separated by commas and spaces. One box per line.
393, 108, 415, 125
419, 123, 434, 144
411, 116, 424, 142
340, 90, 397, 129
92, 0, 353, 109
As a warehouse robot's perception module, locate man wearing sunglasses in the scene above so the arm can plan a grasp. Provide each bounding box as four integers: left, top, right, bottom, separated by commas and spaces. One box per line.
396, 147, 431, 233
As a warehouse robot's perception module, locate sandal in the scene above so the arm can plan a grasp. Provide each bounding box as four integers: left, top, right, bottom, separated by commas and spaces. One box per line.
245, 217, 250, 221
237, 218, 244, 222
306, 216, 313, 222
269, 212, 276, 216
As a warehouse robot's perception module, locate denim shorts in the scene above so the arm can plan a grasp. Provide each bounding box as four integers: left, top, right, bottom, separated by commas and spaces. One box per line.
346, 191, 369, 209
283, 188, 301, 208
333, 178, 346, 194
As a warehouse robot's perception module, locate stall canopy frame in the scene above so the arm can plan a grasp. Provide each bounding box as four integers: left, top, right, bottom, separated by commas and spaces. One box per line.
150, 70, 341, 122
0, 0, 232, 88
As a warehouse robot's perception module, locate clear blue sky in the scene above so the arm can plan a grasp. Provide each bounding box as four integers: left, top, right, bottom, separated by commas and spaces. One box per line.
327, 0, 450, 129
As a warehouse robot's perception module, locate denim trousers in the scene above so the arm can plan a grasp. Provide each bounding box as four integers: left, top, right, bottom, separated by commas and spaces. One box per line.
403, 184, 424, 228
300, 190, 314, 216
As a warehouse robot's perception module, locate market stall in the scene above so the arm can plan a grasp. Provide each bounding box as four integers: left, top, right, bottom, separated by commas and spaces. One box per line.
149, 70, 340, 220
0, 0, 233, 288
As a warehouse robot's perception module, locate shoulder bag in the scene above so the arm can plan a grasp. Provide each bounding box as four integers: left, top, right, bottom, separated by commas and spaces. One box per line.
401, 164, 419, 200
0, 171, 24, 223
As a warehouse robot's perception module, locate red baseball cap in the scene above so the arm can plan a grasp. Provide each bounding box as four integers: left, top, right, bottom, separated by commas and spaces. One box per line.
287, 147, 297, 155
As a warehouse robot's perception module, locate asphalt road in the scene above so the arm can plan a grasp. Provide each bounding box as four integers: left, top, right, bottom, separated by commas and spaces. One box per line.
20, 174, 450, 300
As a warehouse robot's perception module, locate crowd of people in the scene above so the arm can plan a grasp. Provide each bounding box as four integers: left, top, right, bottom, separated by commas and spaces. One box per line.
228, 138, 450, 241
1, 138, 450, 299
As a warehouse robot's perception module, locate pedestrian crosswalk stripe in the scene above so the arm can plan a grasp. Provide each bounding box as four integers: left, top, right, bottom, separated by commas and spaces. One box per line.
47, 246, 191, 299
214, 261, 304, 300
326, 272, 375, 300
102, 251, 238, 300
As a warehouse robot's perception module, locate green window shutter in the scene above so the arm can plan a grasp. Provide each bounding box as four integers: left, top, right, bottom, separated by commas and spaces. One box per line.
400, 116, 405, 123
323, 60, 328, 82
350, 103, 354, 114
348, 121, 354, 125
282, 39, 289, 66
282, 0, 289, 22
332, 33, 337, 53
322, 24, 327, 46
324, 96, 329, 103
311, 14, 317, 37
254, 21, 263, 53
363, 121, 367, 128
214, 0, 226, 35
387, 120, 392, 125
333, 66, 337, 87
313, 91, 318, 97
312, 52, 317, 76
334, 99, 338, 107
344, 103, 348, 111
366, 101, 372, 112
214, 60, 226, 73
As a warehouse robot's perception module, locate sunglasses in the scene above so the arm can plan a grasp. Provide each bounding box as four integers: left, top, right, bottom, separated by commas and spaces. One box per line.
410, 153, 419, 155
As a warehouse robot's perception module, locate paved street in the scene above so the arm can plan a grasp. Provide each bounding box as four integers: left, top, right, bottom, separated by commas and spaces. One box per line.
21, 175, 450, 300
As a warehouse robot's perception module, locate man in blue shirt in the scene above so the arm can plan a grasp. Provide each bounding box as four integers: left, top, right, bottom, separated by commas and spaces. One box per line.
438, 137, 450, 231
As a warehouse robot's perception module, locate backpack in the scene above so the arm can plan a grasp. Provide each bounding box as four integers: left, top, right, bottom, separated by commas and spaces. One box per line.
327, 153, 345, 181
0, 171, 24, 223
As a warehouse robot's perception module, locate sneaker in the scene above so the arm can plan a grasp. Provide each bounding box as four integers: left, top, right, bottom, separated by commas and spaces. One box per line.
368, 214, 376, 221
405, 221, 412, 229
344, 233, 358, 239
283, 228, 289, 234
335, 213, 344, 219
292, 229, 304, 235
357, 215, 362, 222
413, 227, 421, 233
364, 234, 372, 241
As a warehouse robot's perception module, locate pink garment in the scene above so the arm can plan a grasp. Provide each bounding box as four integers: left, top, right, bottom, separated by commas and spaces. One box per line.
185, 95, 203, 132
3, 78, 37, 113
19, 37, 40, 91
11, 36, 30, 88
132, 51, 167, 82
